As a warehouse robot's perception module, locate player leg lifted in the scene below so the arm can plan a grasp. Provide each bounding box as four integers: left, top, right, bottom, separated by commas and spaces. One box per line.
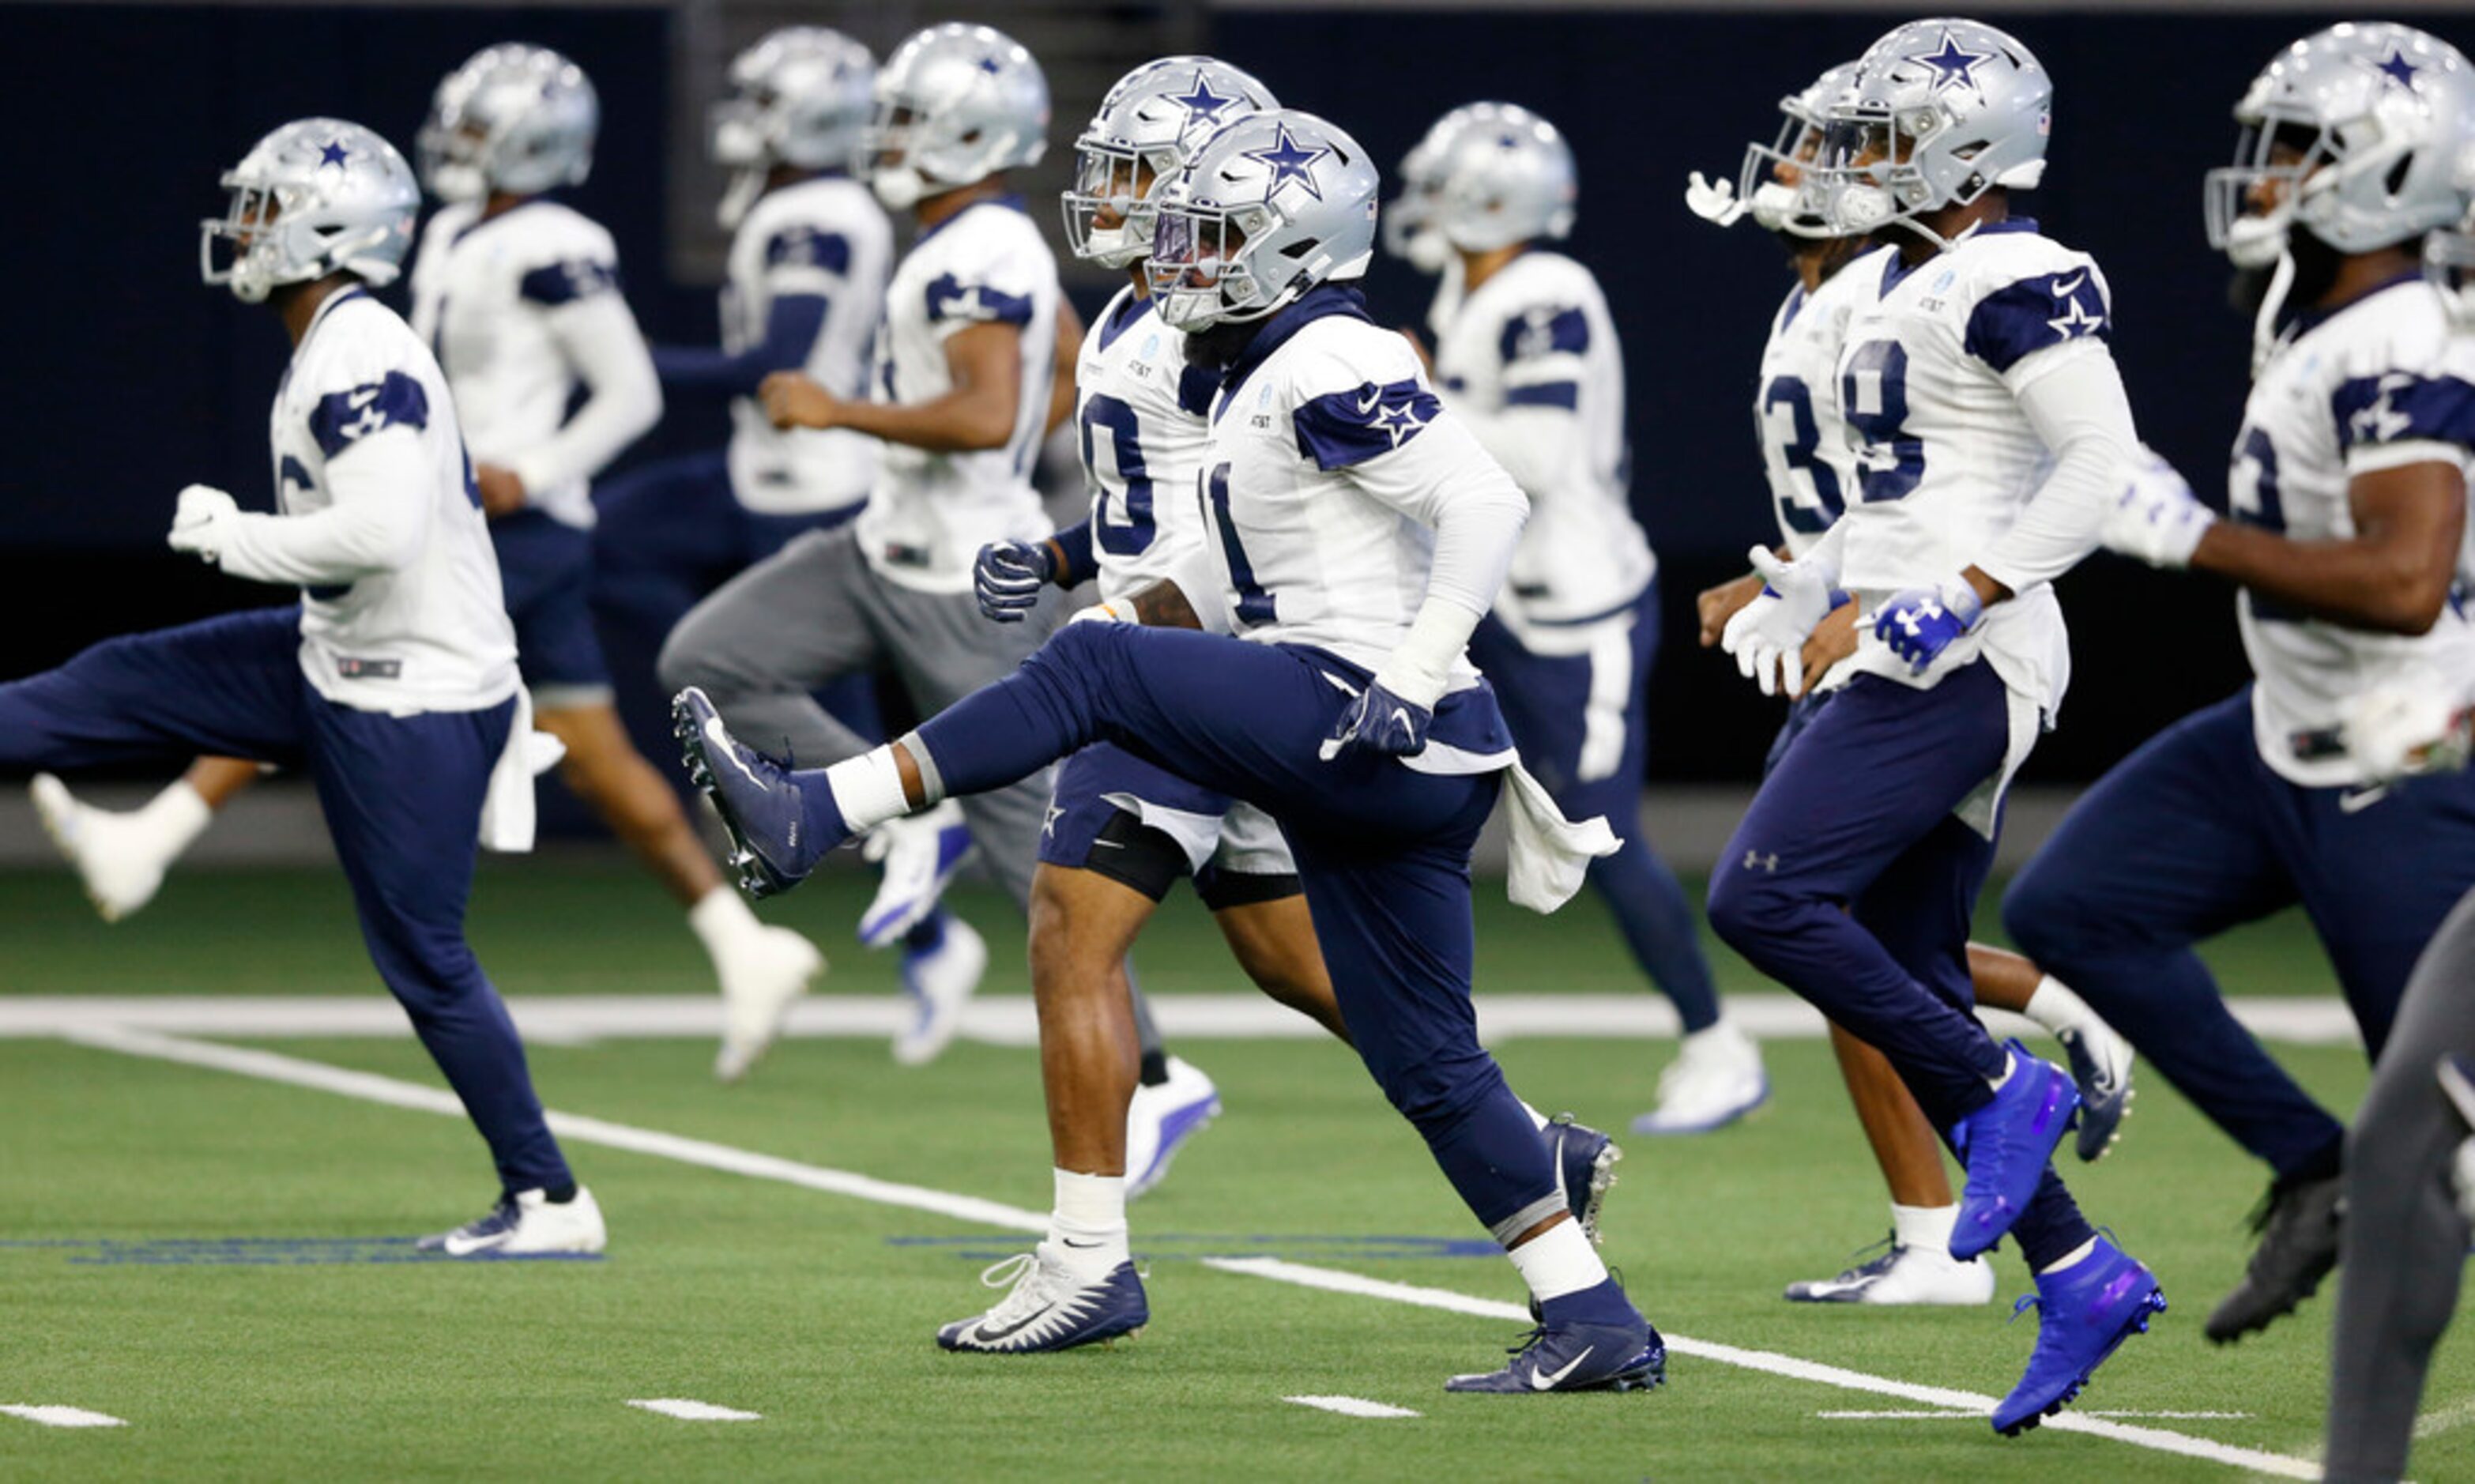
1707, 21, 2163, 1431
1388, 103, 1762, 1138
680, 107, 1660, 1390
14, 120, 600, 1254
1684, 60, 2134, 1306
2010, 21, 2475, 1346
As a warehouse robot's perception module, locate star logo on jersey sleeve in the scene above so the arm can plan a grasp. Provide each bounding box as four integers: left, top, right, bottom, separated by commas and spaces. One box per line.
1372, 397, 1429, 448
2045, 274, 2105, 341
1909, 31, 1992, 96
1245, 124, 1328, 202
2350, 375, 2417, 444
1168, 71, 1240, 127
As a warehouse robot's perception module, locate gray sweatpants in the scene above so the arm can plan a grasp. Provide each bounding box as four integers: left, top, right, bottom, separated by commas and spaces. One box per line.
657, 524, 1165, 1057
2326, 883, 2475, 1482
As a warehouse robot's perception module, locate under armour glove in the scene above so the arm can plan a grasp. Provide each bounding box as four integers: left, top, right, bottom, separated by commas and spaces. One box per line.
1874, 576, 1986, 674
973, 540, 1054, 623
1720, 546, 1837, 698
166, 484, 240, 565
2102, 450, 2216, 570
1321, 681, 1433, 762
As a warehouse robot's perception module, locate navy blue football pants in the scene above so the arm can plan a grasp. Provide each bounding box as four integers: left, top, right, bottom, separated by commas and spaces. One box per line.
0, 607, 571, 1194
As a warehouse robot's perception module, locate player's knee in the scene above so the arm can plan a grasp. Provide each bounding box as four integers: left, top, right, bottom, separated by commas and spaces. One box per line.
1998, 861, 2077, 959
655, 618, 729, 698
1705, 859, 1796, 954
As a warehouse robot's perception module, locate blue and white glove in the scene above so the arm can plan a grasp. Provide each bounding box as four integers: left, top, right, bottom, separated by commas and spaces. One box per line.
1720, 546, 1837, 698
1874, 576, 1985, 674
2102, 449, 2217, 570
1321, 681, 1433, 761
973, 540, 1053, 623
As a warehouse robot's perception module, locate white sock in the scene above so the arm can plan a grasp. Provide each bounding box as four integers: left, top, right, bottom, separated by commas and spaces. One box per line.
1517, 1099, 1550, 1132
1988, 1048, 2017, 1092
2020, 974, 2093, 1038
1049, 1168, 1129, 1276
1890, 1202, 1959, 1256
141, 780, 214, 858
1506, 1218, 1609, 1307
2037, 1237, 2099, 1275
823, 747, 911, 833
688, 885, 766, 961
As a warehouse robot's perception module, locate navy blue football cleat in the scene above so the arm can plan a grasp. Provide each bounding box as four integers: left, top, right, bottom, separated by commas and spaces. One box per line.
1549, 1114, 1623, 1245
936, 1244, 1149, 1354
1449, 1279, 1664, 1395
1952, 1041, 2080, 1261
673, 687, 846, 898
1991, 1237, 2166, 1436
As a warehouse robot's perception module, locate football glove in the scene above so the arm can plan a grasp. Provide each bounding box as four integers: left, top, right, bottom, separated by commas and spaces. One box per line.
974, 540, 1054, 622
2339, 670, 2474, 782
1065, 599, 1132, 627
1720, 546, 1836, 698
1684, 171, 1747, 228
1874, 576, 1985, 674
2102, 450, 2216, 570
167, 484, 239, 565
1321, 680, 1432, 761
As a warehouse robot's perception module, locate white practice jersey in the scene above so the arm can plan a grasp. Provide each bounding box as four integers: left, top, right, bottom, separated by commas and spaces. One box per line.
268, 290, 517, 712
1432, 250, 1652, 629
1200, 303, 1494, 687
2236, 277, 2475, 788
1076, 285, 1219, 604
856, 195, 1059, 593
1754, 256, 1878, 559
724, 176, 895, 516
1832, 221, 2119, 715
409, 198, 651, 529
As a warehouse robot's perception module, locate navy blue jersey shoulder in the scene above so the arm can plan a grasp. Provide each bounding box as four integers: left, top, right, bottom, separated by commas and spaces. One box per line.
925, 273, 1034, 327
763, 224, 851, 277
518, 258, 620, 307
2334, 371, 2475, 454
1497, 305, 1588, 364
309, 371, 430, 458
1963, 267, 2110, 374
1294, 378, 1445, 470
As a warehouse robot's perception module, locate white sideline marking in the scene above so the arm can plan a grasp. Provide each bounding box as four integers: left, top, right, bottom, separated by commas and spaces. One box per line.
64, 1030, 2322, 1480
0, 993, 2368, 1046
0, 1405, 127, 1429
627, 1399, 760, 1422
1284, 1395, 1420, 1419
1818, 1409, 2256, 1422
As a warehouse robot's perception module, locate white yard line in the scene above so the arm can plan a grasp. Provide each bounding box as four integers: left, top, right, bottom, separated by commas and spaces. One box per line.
0, 1405, 127, 1429
60, 1027, 2320, 1479
625, 1399, 761, 1422
1284, 1395, 1421, 1419
1, 993, 2367, 1045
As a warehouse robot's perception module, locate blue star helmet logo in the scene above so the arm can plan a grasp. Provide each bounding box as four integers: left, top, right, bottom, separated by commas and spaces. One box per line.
1245, 123, 1328, 202
1909, 30, 1992, 96
1168, 70, 1239, 126
318, 140, 351, 168
2371, 45, 2422, 89
978, 55, 1003, 75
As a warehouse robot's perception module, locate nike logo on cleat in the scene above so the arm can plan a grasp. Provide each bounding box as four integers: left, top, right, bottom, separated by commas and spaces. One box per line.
706, 718, 766, 788
973, 1305, 1057, 1343
1531, 1347, 1593, 1390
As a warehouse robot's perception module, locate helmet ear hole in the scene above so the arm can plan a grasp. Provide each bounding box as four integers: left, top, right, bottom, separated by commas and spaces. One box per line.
2386, 153, 2415, 197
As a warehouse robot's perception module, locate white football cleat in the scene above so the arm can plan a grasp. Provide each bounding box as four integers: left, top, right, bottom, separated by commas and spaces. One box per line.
417, 1186, 607, 1257
713, 925, 827, 1083
1630, 1018, 1769, 1135
859, 800, 974, 948
893, 915, 988, 1066
29, 774, 172, 923
1784, 1235, 1995, 1305
1125, 1056, 1221, 1200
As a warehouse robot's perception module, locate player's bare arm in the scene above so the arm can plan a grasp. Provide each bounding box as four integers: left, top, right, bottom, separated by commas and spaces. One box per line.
760, 319, 1023, 450
1045, 294, 1083, 435
2190, 461, 2468, 635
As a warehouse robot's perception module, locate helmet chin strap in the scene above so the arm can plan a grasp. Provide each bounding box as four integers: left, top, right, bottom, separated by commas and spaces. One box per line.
2250, 248, 2296, 378
717, 168, 765, 229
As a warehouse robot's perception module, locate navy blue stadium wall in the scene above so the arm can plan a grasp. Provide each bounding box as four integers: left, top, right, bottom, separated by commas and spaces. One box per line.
0, 5, 2464, 797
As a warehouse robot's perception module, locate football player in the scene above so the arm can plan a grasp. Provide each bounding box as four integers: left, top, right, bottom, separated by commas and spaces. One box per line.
30, 46, 827, 1087
2021, 22, 2475, 1350
676, 108, 1663, 1392
1709, 21, 2163, 1432
1687, 63, 2134, 1305
4, 120, 600, 1254
1388, 103, 1761, 1139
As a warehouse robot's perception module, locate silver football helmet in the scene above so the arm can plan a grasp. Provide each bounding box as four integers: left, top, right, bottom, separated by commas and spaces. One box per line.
1147, 109, 1379, 332
201, 119, 420, 304
1385, 105, 1482, 271
1064, 56, 1277, 269
862, 23, 1048, 213
1815, 18, 2052, 243
2206, 22, 2475, 270
1420, 102, 1576, 253
710, 27, 876, 230
417, 43, 598, 205
1733, 62, 1861, 238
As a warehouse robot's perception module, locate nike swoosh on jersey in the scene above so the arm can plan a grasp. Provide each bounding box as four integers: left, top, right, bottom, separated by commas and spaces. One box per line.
2051, 273, 2087, 297
1531, 1346, 1595, 1390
